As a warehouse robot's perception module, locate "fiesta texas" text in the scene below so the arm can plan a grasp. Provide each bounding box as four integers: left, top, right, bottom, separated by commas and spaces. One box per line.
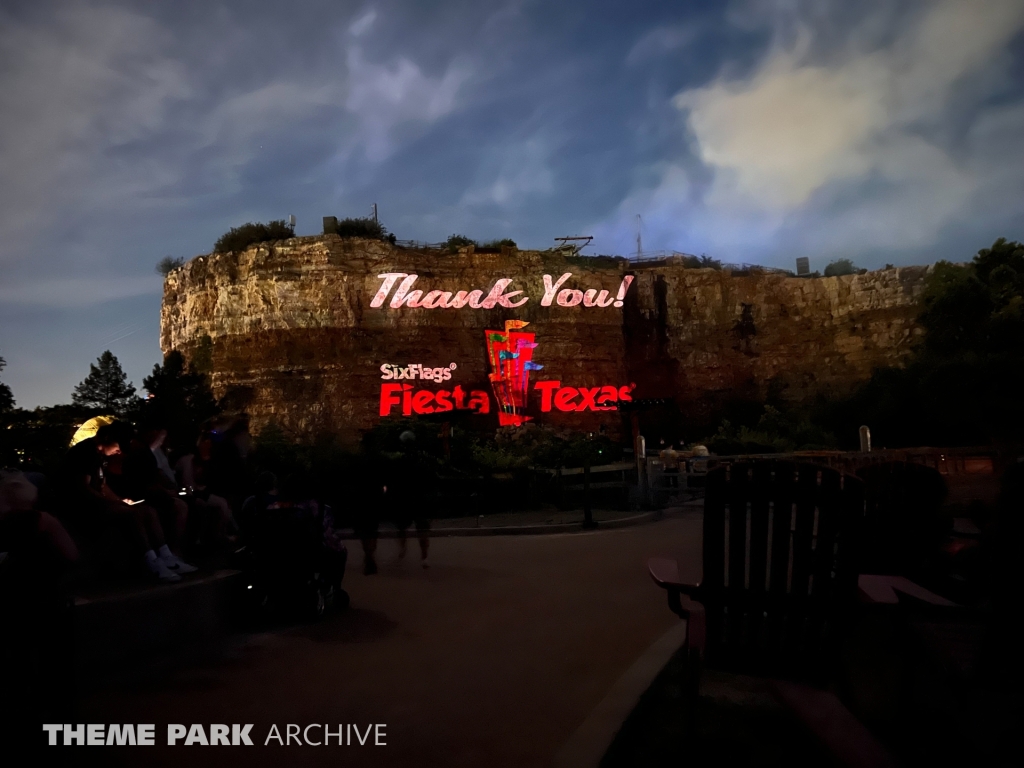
379, 381, 634, 416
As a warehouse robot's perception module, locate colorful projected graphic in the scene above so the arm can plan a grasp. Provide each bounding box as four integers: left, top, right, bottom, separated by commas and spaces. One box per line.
485, 320, 543, 427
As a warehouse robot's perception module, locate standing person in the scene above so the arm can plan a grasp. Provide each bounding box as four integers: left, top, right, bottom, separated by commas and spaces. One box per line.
352, 454, 385, 576
389, 431, 434, 569
56, 425, 188, 581
208, 416, 252, 515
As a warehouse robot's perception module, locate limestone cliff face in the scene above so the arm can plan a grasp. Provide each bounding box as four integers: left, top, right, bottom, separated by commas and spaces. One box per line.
161, 235, 927, 440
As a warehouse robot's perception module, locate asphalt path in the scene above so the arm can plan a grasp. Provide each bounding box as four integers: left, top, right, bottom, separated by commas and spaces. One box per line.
80, 512, 703, 768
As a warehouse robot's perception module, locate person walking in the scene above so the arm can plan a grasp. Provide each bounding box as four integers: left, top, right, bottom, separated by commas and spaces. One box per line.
389, 431, 434, 568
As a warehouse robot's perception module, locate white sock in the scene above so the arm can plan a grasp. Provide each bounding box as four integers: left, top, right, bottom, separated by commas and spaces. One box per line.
158, 545, 173, 559
144, 549, 157, 562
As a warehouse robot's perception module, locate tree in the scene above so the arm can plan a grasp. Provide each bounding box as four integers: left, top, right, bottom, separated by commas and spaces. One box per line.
142, 350, 220, 448
157, 256, 185, 276
0, 355, 14, 413
824, 258, 858, 277
332, 216, 394, 241
479, 238, 517, 250
72, 351, 139, 415
444, 234, 477, 253
822, 238, 1024, 447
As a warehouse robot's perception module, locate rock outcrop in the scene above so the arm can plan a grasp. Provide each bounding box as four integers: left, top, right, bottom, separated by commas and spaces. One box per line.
161, 236, 927, 441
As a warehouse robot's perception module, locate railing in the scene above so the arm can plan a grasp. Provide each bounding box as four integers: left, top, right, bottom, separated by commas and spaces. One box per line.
626, 252, 795, 275
628, 250, 702, 263
702, 447, 999, 477
393, 239, 447, 250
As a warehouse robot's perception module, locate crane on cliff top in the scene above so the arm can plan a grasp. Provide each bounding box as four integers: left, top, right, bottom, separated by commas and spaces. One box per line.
552, 235, 593, 257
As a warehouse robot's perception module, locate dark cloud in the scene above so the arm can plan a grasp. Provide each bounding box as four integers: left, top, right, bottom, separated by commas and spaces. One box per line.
0, 0, 1021, 406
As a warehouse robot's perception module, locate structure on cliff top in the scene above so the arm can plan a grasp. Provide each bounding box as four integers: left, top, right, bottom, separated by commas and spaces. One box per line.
160, 235, 928, 442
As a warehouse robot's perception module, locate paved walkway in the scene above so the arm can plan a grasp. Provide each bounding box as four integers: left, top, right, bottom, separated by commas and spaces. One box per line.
80, 512, 703, 767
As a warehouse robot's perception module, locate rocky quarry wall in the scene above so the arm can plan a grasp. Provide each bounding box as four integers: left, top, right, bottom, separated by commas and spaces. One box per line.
160, 235, 929, 442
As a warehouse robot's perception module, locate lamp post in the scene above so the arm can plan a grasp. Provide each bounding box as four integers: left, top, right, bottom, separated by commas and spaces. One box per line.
582, 431, 597, 529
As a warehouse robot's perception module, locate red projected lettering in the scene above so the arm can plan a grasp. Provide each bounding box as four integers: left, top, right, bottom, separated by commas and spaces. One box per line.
379, 384, 491, 417
534, 381, 635, 412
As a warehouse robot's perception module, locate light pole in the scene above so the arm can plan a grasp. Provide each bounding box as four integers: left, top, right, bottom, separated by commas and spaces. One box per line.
582, 431, 597, 529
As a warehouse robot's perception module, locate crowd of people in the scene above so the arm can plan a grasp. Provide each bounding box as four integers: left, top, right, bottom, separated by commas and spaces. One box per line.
1, 416, 440, 594
0, 413, 355, 751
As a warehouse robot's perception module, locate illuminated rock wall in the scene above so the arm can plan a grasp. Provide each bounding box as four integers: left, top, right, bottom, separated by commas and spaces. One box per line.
160, 235, 928, 441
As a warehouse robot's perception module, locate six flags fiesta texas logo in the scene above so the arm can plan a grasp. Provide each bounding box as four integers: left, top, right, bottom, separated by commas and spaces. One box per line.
379, 321, 634, 424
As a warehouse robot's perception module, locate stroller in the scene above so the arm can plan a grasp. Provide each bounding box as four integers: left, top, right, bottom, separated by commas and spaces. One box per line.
234, 494, 349, 620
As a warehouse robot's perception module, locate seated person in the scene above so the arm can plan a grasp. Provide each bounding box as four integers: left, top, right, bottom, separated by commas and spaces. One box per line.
260, 475, 346, 593
120, 420, 193, 558
56, 425, 193, 581
174, 430, 238, 546
0, 470, 79, 753
0, 468, 79, 585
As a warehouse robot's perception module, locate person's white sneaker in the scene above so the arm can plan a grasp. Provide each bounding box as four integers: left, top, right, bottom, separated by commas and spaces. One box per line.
145, 555, 181, 582
157, 545, 198, 574
160, 553, 198, 574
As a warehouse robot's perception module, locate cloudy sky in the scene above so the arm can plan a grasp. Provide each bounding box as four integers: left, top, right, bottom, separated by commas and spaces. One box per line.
1, 0, 1022, 408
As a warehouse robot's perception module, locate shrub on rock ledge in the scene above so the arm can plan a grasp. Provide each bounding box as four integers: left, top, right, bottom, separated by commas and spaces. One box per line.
333, 216, 394, 242
214, 220, 295, 254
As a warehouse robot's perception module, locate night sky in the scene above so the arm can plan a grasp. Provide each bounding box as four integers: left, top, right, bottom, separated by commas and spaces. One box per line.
1, 0, 1022, 408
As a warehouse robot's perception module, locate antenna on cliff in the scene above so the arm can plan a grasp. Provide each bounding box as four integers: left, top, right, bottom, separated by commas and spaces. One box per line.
372, 203, 378, 224
636, 214, 642, 260
288, 214, 296, 228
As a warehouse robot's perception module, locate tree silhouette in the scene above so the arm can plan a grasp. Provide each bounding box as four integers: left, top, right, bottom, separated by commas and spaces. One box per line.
142, 350, 220, 447
72, 350, 138, 415
156, 256, 185, 276
824, 258, 858, 277
0, 355, 14, 413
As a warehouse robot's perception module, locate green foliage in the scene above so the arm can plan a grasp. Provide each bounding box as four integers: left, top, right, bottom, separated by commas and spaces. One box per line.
444, 234, 477, 253
563, 254, 629, 269
818, 238, 1024, 448
72, 351, 138, 416
680, 254, 722, 270
824, 258, 858, 277
471, 425, 621, 471
703, 405, 837, 455
0, 355, 13, 413
333, 216, 395, 242
478, 238, 517, 250
156, 256, 185, 276
141, 350, 220, 449
213, 219, 295, 254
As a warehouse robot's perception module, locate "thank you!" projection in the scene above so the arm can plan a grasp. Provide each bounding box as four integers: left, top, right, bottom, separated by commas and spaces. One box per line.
370, 272, 634, 310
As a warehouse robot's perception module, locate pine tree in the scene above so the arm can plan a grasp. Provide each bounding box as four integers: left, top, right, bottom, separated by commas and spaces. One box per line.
0, 355, 14, 413
72, 350, 138, 415
142, 350, 220, 445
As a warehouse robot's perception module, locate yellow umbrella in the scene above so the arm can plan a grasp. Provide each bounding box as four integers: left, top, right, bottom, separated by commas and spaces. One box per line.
70, 415, 116, 447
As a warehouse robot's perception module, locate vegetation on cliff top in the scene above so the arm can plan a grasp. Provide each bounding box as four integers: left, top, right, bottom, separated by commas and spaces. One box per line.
441, 234, 517, 253
156, 256, 185, 276
330, 216, 397, 243
824, 258, 865, 277
214, 219, 295, 254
